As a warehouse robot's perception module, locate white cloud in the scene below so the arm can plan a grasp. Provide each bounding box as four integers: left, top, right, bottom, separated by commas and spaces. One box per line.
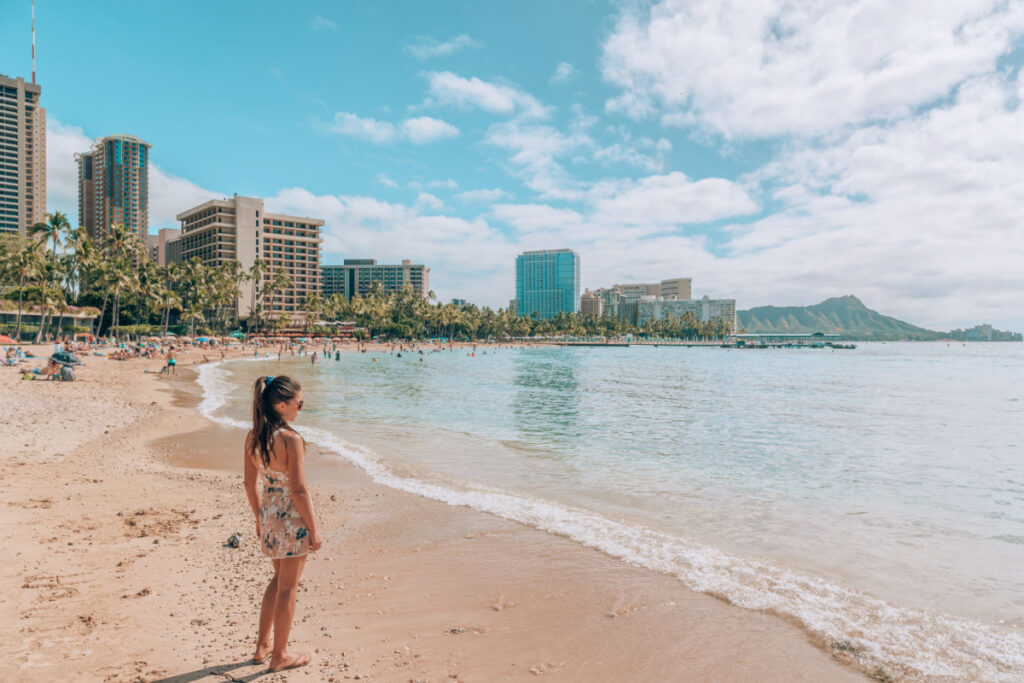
601, 0, 1024, 138
375, 172, 398, 188
427, 178, 459, 190
491, 203, 585, 234
425, 71, 549, 119
45, 117, 220, 230
322, 112, 459, 144
415, 192, 445, 212
149, 167, 221, 228
485, 119, 591, 200
326, 112, 397, 143
407, 34, 483, 60
311, 16, 338, 31
549, 61, 579, 84
714, 72, 1024, 328
45, 118, 91, 217
590, 172, 758, 227
401, 116, 460, 143
592, 137, 672, 172
264, 187, 516, 305
455, 188, 511, 203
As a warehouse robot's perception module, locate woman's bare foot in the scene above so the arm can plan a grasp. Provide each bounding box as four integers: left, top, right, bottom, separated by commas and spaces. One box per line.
268, 652, 311, 671
252, 643, 272, 663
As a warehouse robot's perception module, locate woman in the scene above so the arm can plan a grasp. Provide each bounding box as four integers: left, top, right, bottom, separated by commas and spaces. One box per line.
243, 375, 323, 672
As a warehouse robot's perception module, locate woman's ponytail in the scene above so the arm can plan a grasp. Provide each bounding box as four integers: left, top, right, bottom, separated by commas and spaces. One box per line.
249, 375, 301, 466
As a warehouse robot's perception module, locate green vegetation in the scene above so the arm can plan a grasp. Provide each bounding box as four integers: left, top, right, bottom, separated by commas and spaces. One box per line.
0, 221, 280, 341
737, 295, 944, 340
304, 283, 732, 341
0, 216, 733, 342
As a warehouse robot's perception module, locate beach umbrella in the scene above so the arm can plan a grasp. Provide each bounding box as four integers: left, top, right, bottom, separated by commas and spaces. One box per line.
145, 336, 162, 342
49, 351, 82, 366
0, 334, 17, 344
196, 336, 211, 342
229, 331, 245, 339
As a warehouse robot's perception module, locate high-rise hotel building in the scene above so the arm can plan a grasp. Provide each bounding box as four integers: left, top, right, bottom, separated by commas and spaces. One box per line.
514, 248, 580, 320
0, 75, 46, 234
321, 259, 430, 301
75, 134, 151, 240
176, 195, 323, 323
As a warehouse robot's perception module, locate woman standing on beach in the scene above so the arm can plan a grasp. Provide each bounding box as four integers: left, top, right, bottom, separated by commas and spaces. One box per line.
243, 375, 323, 672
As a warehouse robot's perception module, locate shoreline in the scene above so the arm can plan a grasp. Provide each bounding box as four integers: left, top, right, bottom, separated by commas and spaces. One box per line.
2, 343, 866, 681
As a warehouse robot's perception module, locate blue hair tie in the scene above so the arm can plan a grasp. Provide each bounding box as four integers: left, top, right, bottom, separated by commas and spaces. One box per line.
265, 375, 275, 387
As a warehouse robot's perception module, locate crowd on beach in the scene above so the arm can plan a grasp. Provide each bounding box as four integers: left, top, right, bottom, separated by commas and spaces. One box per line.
3, 333, 531, 385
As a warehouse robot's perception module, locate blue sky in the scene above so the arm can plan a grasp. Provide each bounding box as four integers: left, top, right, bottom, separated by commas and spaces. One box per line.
2, 0, 1022, 330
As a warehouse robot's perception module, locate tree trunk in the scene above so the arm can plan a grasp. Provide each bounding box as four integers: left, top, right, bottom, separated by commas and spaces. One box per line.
95, 290, 110, 338
15, 275, 25, 341
113, 286, 121, 341
33, 283, 47, 344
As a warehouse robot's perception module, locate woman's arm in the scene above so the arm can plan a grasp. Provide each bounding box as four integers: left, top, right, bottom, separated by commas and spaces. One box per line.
283, 432, 322, 551
243, 432, 261, 519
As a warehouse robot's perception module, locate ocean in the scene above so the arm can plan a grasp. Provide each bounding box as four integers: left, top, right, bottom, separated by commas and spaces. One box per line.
198, 342, 1024, 680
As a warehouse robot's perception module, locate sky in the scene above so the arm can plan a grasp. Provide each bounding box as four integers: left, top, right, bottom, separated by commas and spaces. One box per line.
1, 0, 1022, 330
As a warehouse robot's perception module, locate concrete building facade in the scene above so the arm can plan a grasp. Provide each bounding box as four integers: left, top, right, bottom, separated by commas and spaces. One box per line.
176, 195, 323, 323
659, 278, 692, 300
321, 259, 430, 301
612, 278, 692, 301
580, 289, 604, 316
515, 249, 580, 319
635, 295, 737, 331
76, 135, 151, 241
0, 74, 46, 234
150, 227, 181, 266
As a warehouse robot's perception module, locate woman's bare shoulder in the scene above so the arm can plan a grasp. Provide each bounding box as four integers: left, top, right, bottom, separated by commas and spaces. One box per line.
278, 429, 303, 447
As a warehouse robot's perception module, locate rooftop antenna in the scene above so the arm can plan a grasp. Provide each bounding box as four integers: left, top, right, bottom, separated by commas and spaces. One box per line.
31, 0, 36, 83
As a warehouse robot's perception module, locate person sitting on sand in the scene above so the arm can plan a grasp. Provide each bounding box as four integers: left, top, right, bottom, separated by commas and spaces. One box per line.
243, 375, 322, 672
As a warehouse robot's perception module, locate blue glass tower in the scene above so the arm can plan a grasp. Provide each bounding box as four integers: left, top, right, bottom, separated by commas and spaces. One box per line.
515, 249, 580, 319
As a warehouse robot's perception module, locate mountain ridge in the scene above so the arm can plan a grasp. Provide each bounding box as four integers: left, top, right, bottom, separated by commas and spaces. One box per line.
736, 295, 943, 340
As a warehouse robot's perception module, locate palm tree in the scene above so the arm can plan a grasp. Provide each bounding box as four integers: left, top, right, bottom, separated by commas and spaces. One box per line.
182, 300, 205, 338
246, 257, 267, 334
5, 240, 45, 341
50, 253, 76, 337
211, 260, 244, 335
302, 293, 324, 333
135, 259, 159, 332
101, 224, 144, 340
109, 266, 137, 341
30, 210, 70, 267
261, 268, 291, 332
29, 211, 71, 342
155, 285, 182, 337
65, 226, 97, 300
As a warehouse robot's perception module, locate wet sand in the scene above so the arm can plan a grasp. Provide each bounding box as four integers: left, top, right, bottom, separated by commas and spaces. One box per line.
1, 343, 867, 681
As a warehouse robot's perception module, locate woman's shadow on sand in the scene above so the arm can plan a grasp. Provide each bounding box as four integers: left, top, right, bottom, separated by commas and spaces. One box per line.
147, 658, 280, 682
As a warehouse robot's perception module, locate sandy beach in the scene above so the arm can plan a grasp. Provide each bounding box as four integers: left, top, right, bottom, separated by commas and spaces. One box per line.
1, 343, 867, 682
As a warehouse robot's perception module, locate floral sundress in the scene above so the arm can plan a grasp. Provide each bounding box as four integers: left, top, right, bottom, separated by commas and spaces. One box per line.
257, 466, 311, 559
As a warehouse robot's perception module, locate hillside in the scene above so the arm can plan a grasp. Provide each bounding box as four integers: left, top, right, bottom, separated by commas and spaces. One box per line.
737, 295, 943, 340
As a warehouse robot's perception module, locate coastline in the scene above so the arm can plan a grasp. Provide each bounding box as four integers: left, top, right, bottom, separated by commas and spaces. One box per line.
1, 344, 865, 681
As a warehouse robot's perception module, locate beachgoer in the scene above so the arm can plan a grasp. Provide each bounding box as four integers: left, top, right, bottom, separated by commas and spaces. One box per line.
311, 352, 316, 367
166, 347, 177, 375
243, 375, 322, 672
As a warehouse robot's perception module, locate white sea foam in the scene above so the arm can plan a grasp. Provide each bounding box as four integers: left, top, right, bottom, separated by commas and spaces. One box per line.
196, 360, 1024, 681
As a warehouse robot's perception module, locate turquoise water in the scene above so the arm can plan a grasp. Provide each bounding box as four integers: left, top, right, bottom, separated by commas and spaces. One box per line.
200, 342, 1024, 680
